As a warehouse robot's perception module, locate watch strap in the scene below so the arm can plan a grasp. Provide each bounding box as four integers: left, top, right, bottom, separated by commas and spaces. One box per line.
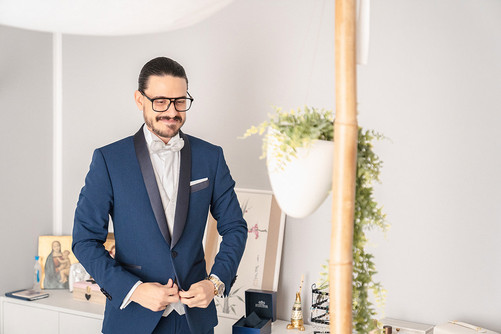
208, 274, 225, 297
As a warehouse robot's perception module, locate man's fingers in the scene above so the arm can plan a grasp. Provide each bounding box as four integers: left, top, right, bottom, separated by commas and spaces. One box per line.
178, 290, 194, 299
181, 296, 210, 308
180, 295, 201, 308
179, 284, 212, 308
180, 296, 192, 307
130, 280, 182, 312
153, 304, 168, 312
164, 285, 178, 295
179, 287, 197, 308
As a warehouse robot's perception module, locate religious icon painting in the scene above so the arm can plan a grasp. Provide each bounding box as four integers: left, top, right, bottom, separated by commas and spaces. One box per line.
38, 235, 76, 290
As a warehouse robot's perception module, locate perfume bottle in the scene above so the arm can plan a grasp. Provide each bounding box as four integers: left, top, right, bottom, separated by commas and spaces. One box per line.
33, 256, 42, 291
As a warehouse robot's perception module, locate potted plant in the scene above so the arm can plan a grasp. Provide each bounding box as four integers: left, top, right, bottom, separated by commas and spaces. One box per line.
243, 106, 388, 333
242, 106, 335, 218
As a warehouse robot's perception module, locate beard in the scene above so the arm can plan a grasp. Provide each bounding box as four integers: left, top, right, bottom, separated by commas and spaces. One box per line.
145, 113, 184, 139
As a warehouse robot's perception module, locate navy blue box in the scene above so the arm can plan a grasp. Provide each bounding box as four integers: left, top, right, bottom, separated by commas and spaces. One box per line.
245, 289, 277, 322
232, 289, 276, 334
232, 316, 271, 334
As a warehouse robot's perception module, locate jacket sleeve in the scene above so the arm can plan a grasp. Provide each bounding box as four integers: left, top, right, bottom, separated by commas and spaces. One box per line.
72, 149, 140, 309
209, 147, 248, 296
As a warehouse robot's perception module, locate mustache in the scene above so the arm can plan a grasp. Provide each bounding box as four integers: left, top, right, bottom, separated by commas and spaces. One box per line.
156, 116, 182, 122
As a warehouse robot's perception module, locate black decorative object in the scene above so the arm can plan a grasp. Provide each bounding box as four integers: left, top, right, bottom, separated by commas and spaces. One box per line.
310, 283, 330, 333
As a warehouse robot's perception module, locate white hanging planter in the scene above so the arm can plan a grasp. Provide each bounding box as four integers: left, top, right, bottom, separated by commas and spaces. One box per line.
267, 136, 334, 219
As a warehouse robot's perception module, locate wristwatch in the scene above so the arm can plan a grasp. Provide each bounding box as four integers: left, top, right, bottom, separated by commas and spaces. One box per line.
208, 274, 225, 297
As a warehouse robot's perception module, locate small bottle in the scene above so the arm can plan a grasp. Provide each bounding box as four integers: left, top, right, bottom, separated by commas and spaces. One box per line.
33, 256, 42, 291
384, 325, 393, 334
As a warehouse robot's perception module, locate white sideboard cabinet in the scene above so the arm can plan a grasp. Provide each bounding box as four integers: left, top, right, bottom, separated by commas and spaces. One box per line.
1, 290, 103, 334
1, 290, 314, 334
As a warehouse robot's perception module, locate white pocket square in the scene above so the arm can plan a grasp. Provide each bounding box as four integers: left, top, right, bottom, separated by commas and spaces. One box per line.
190, 177, 208, 186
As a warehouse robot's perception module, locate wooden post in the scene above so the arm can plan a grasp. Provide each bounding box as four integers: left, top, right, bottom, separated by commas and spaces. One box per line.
330, 0, 358, 333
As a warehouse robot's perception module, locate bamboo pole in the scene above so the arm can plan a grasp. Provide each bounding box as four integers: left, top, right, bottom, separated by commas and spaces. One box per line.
330, 0, 358, 333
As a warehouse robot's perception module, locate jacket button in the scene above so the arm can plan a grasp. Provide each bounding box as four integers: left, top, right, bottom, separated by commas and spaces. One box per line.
171, 251, 178, 258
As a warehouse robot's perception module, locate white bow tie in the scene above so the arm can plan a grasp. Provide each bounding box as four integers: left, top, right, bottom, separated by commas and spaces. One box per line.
149, 137, 185, 157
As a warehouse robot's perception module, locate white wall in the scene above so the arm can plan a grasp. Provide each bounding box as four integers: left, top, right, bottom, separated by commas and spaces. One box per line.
61, 0, 336, 229
0, 25, 54, 294
360, 0, 501, 329
2, 0, 501, 331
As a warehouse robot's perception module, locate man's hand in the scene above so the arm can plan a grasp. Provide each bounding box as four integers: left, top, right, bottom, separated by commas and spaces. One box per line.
179, 279, 215, 308
130, 279, 179, 312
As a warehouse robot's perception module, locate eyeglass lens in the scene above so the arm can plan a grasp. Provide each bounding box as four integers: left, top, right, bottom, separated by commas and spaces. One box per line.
153, 98, 192, 112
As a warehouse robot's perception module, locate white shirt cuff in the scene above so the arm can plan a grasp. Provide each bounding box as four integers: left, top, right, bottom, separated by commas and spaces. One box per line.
120, 281, 142, 310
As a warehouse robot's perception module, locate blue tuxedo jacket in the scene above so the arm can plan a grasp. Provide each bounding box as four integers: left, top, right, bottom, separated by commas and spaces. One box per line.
72, 126, 247, 334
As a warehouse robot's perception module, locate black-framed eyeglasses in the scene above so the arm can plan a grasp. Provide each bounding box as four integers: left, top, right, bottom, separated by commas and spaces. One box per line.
139, 90, 194, 112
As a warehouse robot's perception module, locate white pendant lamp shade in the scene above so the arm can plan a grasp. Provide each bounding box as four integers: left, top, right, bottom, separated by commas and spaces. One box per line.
0, 0, 233, 36
267, 139, 334, 219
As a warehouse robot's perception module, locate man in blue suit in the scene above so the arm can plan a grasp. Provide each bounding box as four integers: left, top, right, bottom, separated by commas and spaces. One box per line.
73, 57, 248, 334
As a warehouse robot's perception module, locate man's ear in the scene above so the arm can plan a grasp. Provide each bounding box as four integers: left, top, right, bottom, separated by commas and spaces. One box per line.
134, 90, 144, 110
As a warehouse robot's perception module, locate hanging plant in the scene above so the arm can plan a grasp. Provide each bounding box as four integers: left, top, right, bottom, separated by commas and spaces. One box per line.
242, 106, 334, 170
243, 107, 388, 332
318, 128, 388, 333
242, 106, 335, 218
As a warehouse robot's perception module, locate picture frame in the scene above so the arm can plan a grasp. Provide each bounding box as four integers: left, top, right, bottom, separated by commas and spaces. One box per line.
38, 236, 76, 290
39, 233, 115, 290
204, 188, 286, 319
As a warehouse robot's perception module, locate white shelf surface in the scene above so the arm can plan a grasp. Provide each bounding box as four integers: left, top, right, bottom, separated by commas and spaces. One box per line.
2, 289, 104, 319
1, 291, 316, 334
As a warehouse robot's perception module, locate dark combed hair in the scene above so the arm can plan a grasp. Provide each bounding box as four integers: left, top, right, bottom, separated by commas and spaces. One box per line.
138, 57, 188, 91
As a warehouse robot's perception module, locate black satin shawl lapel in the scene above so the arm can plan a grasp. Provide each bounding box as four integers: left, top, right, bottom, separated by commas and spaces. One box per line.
133, 125, 171, 246
171, 130, 191, 249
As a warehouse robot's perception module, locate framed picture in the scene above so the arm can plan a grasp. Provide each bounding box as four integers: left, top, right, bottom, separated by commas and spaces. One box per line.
38, 236, 76, 290
204, 188, 286, 319
39, 233, 115, 289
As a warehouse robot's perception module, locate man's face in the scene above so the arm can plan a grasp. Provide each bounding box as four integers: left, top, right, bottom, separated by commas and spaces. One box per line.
134, 75, 187, 143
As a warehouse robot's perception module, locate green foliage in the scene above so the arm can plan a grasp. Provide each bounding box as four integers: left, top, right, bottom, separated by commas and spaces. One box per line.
241, 106, 334, 169
243, 106, 388, 333
352, 128, 388, 333
317, 129, 388, 333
